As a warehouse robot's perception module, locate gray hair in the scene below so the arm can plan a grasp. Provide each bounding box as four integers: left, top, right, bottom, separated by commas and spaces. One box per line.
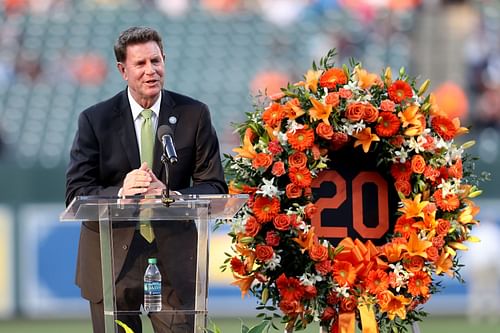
114, 26, 164, 62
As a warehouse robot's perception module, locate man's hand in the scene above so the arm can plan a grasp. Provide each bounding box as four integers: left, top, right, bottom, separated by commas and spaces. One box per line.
121, 162, 153, 196
144, 169, 166, 196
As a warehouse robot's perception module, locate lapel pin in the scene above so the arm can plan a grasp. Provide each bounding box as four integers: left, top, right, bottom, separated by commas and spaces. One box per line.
169, 116, 177, 125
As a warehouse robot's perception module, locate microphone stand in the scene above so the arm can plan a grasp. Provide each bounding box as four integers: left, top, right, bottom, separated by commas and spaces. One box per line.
161, 153, 175, 207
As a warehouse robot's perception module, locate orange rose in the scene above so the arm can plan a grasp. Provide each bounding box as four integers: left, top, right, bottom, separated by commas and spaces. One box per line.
273, 214, 291, 231
316, 122, 334, 139
331, 131, 349, 150
377, 290, 392, 308
411, 154, 426, 174
321, 306, 337, 321
327, 291, 340, 305
255, 244, 274, 262
426, 246, 439, 262
315, 260, 333, 276
362, 103, 379, 123
380, 99, 396, 112
325, 92, 340, 107
395, 178, 411, 196
403, 255, 425, 273
265, 231, 280, 247
245, 215, 261, 237
448, 159, 463, 179
340, 296, 357, 312
268, 140, 283, 155
279, 299, 302, 315
436, 218, 451, 236
271, 161, 286, 177
311, 144, 321, 160
304, 203, 318, 219
309, 244, 329, 262
288, 151, 308, 169
432, 235, 445, 249
390, 135, 405, 147
285, 183, 302, 199
339, 88, 352, 99
252, 152, 273, 170
303, 285, 317, 299
345, 102, 364, 121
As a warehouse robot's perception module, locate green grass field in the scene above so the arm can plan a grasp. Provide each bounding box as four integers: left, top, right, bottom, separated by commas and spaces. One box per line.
0, 316, 499, 333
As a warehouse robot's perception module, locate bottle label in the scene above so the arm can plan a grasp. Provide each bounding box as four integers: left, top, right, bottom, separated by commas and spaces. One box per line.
144, 281, 161, 295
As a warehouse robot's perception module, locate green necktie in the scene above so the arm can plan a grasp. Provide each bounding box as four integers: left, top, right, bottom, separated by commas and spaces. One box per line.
140, 109, 154, 168
139, 109, 155, 243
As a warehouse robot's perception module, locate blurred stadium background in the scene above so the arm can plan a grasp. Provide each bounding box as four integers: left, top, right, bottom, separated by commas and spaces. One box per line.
0, 0, 500, 332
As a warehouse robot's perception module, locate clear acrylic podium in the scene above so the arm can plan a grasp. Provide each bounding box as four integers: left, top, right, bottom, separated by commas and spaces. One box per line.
60, 194, 247, 333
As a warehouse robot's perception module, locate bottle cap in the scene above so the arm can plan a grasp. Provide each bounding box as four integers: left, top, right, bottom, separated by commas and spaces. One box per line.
148, 258, 157, 264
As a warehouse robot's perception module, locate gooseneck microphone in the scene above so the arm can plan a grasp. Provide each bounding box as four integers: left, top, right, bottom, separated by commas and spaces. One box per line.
157, 125, 178, 164
157, 125, 177, 206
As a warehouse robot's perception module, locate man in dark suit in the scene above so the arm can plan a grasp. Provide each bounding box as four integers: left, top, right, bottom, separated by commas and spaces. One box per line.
65, 26, 227, 333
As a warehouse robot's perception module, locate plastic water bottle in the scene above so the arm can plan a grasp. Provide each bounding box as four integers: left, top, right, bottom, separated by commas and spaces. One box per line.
144, 257, 162, 312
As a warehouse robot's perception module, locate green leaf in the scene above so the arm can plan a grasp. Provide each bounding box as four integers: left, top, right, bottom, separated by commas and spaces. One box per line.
246, 320, 271, 333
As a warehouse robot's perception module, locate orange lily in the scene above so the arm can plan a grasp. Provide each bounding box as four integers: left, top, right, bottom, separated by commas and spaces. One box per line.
378, 290, 411, 320
353, 127, 380, 153
356, 67, 379, 90
457, 203, 480, 225
265, 124, 279, 141
403, 232, 432, 258
298, 69, 322, 93
412, 209, 437, 232
434, 252, 453, 276
284, 98, 306, 120
384, 66, 392, 86
228, 181, 258, 195
231, 274, 255, 298
398, 194, 428, 219
404, 114, 425, 136
309, 97, 332, 125
398, 105, 422, 128
383, 242, 404, 263
452, 117, 469, 137
232, 129, 257, 159
235, 242, 256, 272
292, 227, 316, 252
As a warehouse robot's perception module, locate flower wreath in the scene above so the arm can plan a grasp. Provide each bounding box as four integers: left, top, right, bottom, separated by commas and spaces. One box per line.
223, 49, 483, 333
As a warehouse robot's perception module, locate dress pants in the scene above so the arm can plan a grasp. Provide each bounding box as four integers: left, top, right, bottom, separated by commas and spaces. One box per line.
89, 229, 194, 333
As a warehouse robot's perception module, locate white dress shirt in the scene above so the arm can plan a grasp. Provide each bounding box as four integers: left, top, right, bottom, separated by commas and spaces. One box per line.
127, 88, 161, 159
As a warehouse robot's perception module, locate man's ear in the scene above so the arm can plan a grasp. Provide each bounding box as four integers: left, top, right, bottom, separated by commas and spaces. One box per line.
117, 62, 127, 80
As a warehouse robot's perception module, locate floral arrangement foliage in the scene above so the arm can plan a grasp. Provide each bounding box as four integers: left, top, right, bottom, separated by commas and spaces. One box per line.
223, 49, 482, 333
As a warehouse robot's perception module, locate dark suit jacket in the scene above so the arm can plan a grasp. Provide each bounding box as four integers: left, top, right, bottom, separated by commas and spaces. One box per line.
65, 89, 227, 303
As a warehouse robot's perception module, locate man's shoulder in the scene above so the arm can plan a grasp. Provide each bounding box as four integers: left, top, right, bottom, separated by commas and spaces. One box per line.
164, 90, 207, 108
81, 90, 126, 116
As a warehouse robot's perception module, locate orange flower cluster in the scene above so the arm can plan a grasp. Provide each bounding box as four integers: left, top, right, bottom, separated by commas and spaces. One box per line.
225, 49, 482, 333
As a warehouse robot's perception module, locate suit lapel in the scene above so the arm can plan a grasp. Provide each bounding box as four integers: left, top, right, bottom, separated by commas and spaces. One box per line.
153, 90, 179, 178
116, 91, 141, 170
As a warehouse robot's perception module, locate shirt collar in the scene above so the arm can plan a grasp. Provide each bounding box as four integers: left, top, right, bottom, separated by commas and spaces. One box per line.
127, 88, 162, 120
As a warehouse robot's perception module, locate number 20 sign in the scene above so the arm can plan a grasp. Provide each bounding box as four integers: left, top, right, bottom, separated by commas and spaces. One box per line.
311, 169, 398, 246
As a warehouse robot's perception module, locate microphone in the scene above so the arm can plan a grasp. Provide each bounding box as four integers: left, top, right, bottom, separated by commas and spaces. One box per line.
157, 125, 178, 164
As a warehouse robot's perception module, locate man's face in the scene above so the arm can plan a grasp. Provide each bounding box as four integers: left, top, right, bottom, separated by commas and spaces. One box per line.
117, 41, 165, 108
